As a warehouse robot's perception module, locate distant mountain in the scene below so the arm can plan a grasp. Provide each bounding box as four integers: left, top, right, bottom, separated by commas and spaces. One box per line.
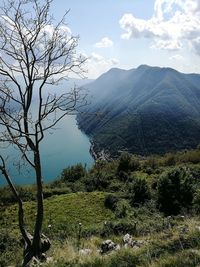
77, 65, 200, 156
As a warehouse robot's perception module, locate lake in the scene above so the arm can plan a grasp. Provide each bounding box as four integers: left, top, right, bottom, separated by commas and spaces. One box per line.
0, 115, 94, 186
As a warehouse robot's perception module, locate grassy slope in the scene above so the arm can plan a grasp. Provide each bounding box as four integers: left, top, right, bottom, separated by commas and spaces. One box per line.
2, 151, 200, 266
1, 191, 200, 266
1, 192, 114, 234
0, 192, 115, 265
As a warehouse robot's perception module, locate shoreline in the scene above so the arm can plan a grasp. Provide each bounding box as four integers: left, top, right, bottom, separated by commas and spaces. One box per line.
89, 139, 111, 161
89, 140, 99, 161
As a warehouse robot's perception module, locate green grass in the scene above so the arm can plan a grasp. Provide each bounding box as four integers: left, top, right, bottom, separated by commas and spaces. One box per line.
2, 192, 200, 266
1, 192, 114, 235
2, 152, 200, 266
0, 192, 115, 266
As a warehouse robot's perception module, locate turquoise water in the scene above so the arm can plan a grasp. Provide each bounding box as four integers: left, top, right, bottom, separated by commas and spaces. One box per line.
0, 115, 94, 186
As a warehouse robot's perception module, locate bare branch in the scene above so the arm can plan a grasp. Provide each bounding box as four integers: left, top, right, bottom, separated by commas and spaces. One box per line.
0, 0, 87, 262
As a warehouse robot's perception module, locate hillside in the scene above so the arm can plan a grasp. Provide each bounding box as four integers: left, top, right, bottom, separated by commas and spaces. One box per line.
2, 149, 200, 266
77, 65, 200, 156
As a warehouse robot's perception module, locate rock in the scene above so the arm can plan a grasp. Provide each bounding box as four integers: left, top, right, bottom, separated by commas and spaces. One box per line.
101, 240, 118, 254
123, 234, 132, 245
115, 244, 121, 250
123, 234, 145, 249
79, 249, 92, 256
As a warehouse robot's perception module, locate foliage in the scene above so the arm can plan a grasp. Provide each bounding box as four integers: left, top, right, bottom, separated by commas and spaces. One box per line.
2, 147, 200, 265
104, 194, 120, 211
127, 177, 151, 207
157, 167, 195, 215
61, 164, 87, 183
114, 199, 131, 218
0, 230, 21, 266
77, 65, 200, 157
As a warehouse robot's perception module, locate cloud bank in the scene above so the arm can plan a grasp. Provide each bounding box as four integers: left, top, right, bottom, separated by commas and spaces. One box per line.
119, 0, 200, 55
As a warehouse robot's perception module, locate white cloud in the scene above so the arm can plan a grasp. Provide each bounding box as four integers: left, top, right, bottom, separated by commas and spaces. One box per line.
95, 37, 113, 48
169, 54, 184, 60
151, 40, 182, 51
90, 52, 104, 62
119, 0, 200, 55
83, 52, 119, 78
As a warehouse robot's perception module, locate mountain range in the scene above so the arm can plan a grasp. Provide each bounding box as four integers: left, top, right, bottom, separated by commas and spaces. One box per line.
77, 65, 200, 156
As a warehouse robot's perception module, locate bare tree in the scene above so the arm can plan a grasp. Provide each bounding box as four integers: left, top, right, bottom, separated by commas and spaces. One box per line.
0, 0, 87, 265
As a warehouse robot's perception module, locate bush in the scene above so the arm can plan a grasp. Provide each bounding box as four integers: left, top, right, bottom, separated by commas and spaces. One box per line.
127, 177, 151, 207
145, 156, 158, 169
163, 153, 176, 166
114, 199, 131, 218
157, 167, 195, 215
61, 163, 86, 183
108, 179, 124, 192
117, 153, 133, 173
104, 194, 120, 211
43, 187, 72, 198
178, 149, 200, 164
0, 185, 35, 204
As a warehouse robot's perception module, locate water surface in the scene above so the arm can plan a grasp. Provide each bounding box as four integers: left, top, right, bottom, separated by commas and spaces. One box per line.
0, 115, 93, 186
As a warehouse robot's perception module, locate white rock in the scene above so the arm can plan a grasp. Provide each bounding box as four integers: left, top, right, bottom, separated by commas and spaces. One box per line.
123, 233, 132, 244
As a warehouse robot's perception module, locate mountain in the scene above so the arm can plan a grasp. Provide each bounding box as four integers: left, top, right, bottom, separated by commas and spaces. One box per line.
77, 65, 200, 156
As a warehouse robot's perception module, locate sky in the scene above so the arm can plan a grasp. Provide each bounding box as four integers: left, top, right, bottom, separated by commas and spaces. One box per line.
2, 0, 200, 79
50, 0, 200, 79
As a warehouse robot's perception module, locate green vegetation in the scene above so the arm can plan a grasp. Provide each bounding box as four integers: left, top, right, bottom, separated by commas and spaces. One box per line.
77, 65, 200, 156
1, 147, 200, 266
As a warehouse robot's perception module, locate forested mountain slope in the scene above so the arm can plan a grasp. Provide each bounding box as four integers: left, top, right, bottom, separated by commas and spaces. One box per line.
77, 65, 200, 155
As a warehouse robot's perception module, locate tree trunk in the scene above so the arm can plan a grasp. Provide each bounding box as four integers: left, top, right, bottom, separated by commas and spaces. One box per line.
22, 149, 51, 266
32, 149, 44, 258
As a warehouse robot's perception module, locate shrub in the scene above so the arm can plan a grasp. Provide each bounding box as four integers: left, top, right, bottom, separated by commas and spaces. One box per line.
108, 179, 124, 192
178, 149, 200, 164
114, 199, 131, 218
43, 187, 72, 198
127, 177, 151, 207
145, 156, 158, 169
117, 153, 132, 173
61, 163, 86, 183
104, 194, 120, 211
157, 167, 195, 215
0, 185, 35, 204
163, 153, 176, 166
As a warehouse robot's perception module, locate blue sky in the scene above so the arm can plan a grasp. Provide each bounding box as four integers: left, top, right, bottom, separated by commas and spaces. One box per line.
2, 0, 199, 79
19, 1, 200, 78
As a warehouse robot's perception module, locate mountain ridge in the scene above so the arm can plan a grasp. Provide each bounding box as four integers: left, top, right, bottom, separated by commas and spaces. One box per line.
77, 65, 200, 156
